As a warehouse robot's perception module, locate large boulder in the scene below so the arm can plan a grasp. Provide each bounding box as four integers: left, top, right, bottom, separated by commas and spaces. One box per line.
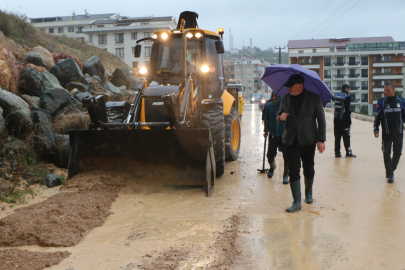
74, 92, 92, 102
0, 45, 19, 94
110, 68, 133, 90
31, 108, 57, 155
83, 56, 105, 82
65, 81, 88, 92
26, 53, 47, 69
50, 58, 87, 87
40, 70, 63, 91
42, 174, 62, 188
52, 134, 70, 168
29, 47, 55, 70
40, 88, 70, 115
102, 82, 123, 98
52, 52, 82, 69
52, 98, 89, 134
3, 136, 33, 155
18, 67, 44, 97
0, 88, 34, 136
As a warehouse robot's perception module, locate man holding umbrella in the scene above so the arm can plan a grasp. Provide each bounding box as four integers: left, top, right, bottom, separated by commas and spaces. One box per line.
276, 74, 326, 213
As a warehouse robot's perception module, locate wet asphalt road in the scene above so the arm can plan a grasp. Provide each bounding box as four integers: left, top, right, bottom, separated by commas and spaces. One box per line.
12, 103, 405, 269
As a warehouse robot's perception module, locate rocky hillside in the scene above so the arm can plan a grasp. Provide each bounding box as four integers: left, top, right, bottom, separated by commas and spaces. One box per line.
0, 10, 142, 202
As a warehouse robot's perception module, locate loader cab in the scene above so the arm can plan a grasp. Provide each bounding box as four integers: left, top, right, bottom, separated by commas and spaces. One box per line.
137, 29, 225, 100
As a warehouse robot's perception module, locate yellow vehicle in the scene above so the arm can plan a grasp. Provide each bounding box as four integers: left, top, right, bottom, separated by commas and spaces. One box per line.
68, 11, 241, 196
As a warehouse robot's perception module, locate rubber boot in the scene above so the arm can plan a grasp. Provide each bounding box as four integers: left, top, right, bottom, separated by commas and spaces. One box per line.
346, 148, 356, 158
388, 173, 394, 183
286, 181, 301, 213
304, 177, 314, 204
282, 162, 289, 184
267, 161, 276, 178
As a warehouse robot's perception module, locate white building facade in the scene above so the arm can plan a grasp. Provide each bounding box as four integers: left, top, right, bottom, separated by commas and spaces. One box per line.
288, 37, 405, 115
30, 12, 176, 69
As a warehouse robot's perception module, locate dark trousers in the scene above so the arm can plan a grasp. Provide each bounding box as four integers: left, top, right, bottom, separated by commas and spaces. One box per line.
267, 135, 284, 163
285, 139, 316, 182
334, 119, 351, 155
382, 133, 403, 176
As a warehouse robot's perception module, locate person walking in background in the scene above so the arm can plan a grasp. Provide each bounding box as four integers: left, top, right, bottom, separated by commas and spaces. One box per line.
374, 82, 405, 183
277, 74, 326, 213
263, 93, 288, 184
334, 84, 356, 158
238, 95, 245, 120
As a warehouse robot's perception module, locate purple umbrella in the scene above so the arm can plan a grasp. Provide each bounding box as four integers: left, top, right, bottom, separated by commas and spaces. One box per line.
261, 64, 333, 107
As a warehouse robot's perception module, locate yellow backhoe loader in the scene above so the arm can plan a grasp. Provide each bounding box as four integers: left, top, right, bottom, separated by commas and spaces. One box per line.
68, 11, 241, 196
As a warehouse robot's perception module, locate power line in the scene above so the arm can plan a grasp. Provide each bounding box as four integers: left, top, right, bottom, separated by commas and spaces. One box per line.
303, 0, 350, 39
292, 0, 333, 40
313, 0, 362, 38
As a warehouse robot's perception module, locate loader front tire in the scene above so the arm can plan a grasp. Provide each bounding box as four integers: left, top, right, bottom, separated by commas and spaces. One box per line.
201, 103, 225, 177
225, 107, 241, 161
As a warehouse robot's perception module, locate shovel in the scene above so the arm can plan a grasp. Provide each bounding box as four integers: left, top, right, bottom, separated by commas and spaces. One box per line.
257, 136, 268, 173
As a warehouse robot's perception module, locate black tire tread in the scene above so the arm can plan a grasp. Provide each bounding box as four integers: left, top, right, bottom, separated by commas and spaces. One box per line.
225, 107, 241, 161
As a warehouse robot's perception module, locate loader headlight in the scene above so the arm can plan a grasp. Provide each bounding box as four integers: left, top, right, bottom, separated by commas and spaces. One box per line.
152, 34, 158, 39
251, 98, 255, 101
195, 32, 202, 38
261, 99, 265, 104
162, 33, 168, 40
186, 33, 193, 39
139, 67, 148, 75
201, 65, 210, 73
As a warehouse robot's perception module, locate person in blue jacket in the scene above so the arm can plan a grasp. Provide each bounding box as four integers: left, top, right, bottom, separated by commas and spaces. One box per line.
374, 82, 405, 183
263, 93, 288, 184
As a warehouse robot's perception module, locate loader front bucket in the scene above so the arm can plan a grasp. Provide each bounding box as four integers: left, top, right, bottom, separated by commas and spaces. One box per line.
68, 129, 216, 196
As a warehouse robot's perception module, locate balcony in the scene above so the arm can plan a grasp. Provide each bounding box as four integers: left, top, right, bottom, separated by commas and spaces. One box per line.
333, 62, 346, 66
348, 73, 360, 78
373, 73, 404, 80
373, 61, 404, 68
351, 99, 360, 103
361, 74, 368, 78
349, 86, 359, 90
324, 62, 331, 67
324, 74, 331, 79
348, 61, 360, 66
361, 61, 369, 65
333, 74, 346, 79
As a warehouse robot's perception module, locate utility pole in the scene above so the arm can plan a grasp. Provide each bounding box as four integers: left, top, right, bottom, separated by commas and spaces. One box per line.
274, 46, 285, 64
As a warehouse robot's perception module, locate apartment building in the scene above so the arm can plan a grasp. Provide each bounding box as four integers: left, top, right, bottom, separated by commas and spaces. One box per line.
30, 12, 176, 69
223, 54, 271, 99
287, 37, 405, 115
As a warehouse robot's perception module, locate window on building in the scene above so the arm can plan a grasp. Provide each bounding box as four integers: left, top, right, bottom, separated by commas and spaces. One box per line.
247, 67, 252, 71
330, 48, 335, 52
361, 57, 368, 65
247, 80, 252, 84
131, 32, 137, 40
77, 27, 83, 33
49, 28, 54, 33
374, 93, 383, 100
324, 70, 331, 78
57, 27, 63, 33
254, 66, 259, 70
350, 94, 356, 100
116, 48, 124, 58
115, 33, 124, 43
324, 58, 331, 66
337, 81, 343, 88
132, 62, 138, 68
248, 87, 252, 90
337, 57, 344, 65
144, 32, 152, 38
247, 74, 252, 77
141, 22, 149, 25
313, 57, 319, 64
373, 56, 381, 62
349, 81, 356, 88
145, 47, 151, 57
68, 27, 74, 33
236, 67, 241, 71
361, 93, 368, 102
313, 48, 316, 53
361, 69, 368, 78
301, 58, 309, 64
325, 82, 331, 89
254, 80, 259, 83
384, 55, 392, 62
247, 61, 251, 64
361, 81, 368, 90
298, 50, 304, 53
349, 57, 356, 65
98, 34, 107, 45
96, 25, 105, 28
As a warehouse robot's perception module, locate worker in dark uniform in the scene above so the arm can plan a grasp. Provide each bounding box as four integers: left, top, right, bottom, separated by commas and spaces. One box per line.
333, 84, 356, 158
374, 82, 405, 183
263, 93, 288, 184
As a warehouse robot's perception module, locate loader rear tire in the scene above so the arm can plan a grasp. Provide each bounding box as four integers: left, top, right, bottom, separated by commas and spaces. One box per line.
201, 103, 225, 177
225, 107, 241, 161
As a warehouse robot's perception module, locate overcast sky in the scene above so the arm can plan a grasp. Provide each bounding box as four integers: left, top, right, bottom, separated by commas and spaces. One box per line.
2, 0, 405, 51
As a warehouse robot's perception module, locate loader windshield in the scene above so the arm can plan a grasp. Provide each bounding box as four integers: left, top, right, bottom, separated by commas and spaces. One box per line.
151, 37, 202, 78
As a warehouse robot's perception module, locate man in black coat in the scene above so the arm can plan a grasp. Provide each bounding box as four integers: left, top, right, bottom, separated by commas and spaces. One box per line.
277, 74, 326, 213
333, 84, 356, 158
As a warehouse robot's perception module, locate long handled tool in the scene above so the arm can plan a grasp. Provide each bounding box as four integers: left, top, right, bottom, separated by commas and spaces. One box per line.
257, 136, 268, 173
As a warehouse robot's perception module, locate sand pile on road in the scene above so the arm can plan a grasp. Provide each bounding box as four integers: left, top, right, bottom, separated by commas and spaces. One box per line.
0, 249, 70, 270
0, 172, 125, 247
